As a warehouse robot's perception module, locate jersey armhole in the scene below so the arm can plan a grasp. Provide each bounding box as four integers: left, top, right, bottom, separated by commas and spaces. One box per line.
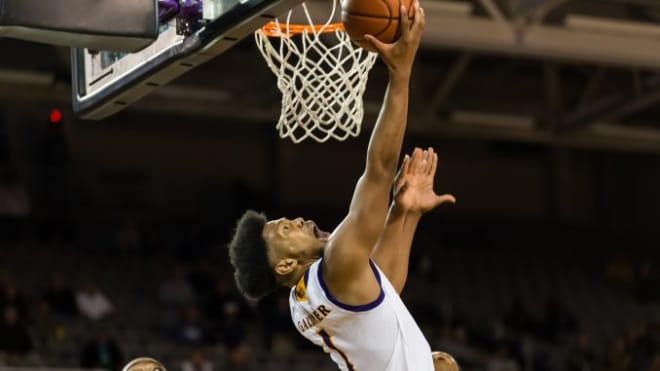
317, 259, 385, 312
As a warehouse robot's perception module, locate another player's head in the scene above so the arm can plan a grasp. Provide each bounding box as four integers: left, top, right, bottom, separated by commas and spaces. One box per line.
228, 210, 329, 299
122, 357, 166, 371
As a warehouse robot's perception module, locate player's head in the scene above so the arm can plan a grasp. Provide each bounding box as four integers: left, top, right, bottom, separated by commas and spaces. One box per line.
432, 351, 460, 371
122, 357, 166, 371
228, 210, 329, 299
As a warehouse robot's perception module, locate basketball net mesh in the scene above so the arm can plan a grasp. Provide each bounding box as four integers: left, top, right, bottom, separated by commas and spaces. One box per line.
255, 0, 377, 143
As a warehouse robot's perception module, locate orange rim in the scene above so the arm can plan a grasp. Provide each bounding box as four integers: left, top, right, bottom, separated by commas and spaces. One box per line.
260, 21, 344, 37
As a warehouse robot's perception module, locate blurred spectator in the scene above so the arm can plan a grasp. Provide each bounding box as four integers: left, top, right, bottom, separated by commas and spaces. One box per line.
204, 277, 248, 328
79, 330, 123, 371
187, 260, 216, 298
648, 353, 660, 371
628, 323, 657, 371
116, 214, 142, 256
540, 297, 578, 341
258, 293, 294, 355
181, 348, 213, 371
43, 272, 78, 317
159, 266, 195, 308
31, 299, 69, 351
487, 344, 520, 371
0, 306, 34, 357
606, 337, 629, 371
565, 334, 598, 371
226, 343, 257, 370
635, 261, 659, 303
174, 305, 212, 346
0, 167, 30, 243
504, 297, 534, 334
221, 301, 247, 351
605, 255, 634, 284
0, 276, 30, 322
76, 280, 113, 321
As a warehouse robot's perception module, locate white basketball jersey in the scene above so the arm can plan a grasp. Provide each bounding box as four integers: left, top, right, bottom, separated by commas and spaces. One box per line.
289, 259, 434, 371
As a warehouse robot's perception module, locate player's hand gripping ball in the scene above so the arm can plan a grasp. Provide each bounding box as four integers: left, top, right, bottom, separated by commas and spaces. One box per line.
433, 351, 460, 371
122, 357, 167, 371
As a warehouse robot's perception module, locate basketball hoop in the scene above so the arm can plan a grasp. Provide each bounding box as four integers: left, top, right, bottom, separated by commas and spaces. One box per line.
255, 0, 377, 143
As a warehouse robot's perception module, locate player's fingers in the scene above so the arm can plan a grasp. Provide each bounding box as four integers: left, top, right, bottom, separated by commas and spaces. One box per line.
363, 34, 388, 53
399, 3, 412, 38
394, 155, 408, 188
402, 154, 411, 175
415, 149, 427, 174
425, 147, 435, 174
435, 194, 456, 206
421, 150, 430, 174
411, 0, 424, 32
429, 151, 438, 176
410, 147, 422, 171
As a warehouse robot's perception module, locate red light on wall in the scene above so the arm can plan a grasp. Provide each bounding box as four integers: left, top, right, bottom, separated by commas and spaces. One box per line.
49, 109, 62, 124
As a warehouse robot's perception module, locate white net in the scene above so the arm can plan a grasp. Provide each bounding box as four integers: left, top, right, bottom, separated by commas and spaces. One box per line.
254, 1, 377, 143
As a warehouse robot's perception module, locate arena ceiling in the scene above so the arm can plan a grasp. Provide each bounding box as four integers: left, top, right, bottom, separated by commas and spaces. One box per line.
2, 0, 660, 153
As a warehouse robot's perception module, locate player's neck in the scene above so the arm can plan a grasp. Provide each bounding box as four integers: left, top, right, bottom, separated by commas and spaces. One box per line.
282, 258, 317, 287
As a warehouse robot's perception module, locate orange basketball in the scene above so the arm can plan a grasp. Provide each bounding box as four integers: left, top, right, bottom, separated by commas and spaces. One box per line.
341, 0, 414, 45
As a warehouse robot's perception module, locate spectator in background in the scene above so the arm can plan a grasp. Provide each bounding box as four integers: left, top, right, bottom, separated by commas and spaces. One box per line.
181, 348, 213, 371
541, 297, 578, 342
43, 272, 78, 317
606, 337, 630, 371
0, 276, 30, 323
257, 293, 294, 355
174, 305, 212, 346
504, 297, 534, 335
226, 344, 257, 370
0, 167, 30, 244
648, 353, 660, 371
76, 280, 113, 321
31, 299, 69, 353
79, 330, 123, 371
187, 260, 216, 298
635, 260, 659, 303
565, 334, 598, 371
160, 266, 196, 327
0, 306, 34, 360
628, 323, 657, 371
116, 213, 142, 257
204, 277, 247, 329
220, 301, 246, 351
487, 343, 520, 371
159, 266, 195, 308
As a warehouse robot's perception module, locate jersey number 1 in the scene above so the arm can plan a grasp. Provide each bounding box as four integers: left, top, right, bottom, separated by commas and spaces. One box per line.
318, 328, 356, 371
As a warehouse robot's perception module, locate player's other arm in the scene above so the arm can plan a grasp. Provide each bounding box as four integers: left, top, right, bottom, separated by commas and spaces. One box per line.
322, 1, 426, 301
372, 148, 455, 294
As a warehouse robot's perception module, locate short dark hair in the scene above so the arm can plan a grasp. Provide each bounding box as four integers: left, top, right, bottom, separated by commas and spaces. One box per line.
228, 210, 278, 299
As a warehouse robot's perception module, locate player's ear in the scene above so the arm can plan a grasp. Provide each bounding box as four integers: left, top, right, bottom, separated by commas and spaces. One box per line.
274, 258, 298, 276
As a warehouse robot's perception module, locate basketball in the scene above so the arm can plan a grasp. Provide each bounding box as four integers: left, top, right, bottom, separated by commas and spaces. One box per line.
341, 0, 414, 45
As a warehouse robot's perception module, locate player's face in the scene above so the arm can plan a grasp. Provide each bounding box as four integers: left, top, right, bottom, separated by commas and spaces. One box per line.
263, 217, 330, 261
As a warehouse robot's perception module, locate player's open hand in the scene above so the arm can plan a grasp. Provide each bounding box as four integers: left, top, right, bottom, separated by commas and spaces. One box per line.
363, 0, 425, 78
393, 147, 455, 214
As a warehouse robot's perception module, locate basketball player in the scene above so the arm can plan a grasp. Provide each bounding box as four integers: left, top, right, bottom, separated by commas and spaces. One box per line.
229, 2, 452, 369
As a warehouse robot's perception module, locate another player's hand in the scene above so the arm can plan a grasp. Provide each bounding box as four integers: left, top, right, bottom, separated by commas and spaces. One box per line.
393, 147, 455, 214
362, 0, 425, 78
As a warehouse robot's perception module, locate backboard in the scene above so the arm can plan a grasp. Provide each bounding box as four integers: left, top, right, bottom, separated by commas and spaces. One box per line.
71, 0, 303, 120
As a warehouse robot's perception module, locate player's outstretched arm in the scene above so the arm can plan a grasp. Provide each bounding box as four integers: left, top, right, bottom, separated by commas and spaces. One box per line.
322, 1, 425, 303
372, 147, 455, 293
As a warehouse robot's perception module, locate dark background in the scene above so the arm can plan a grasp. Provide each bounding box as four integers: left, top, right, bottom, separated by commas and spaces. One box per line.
0, 0, 658, 370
